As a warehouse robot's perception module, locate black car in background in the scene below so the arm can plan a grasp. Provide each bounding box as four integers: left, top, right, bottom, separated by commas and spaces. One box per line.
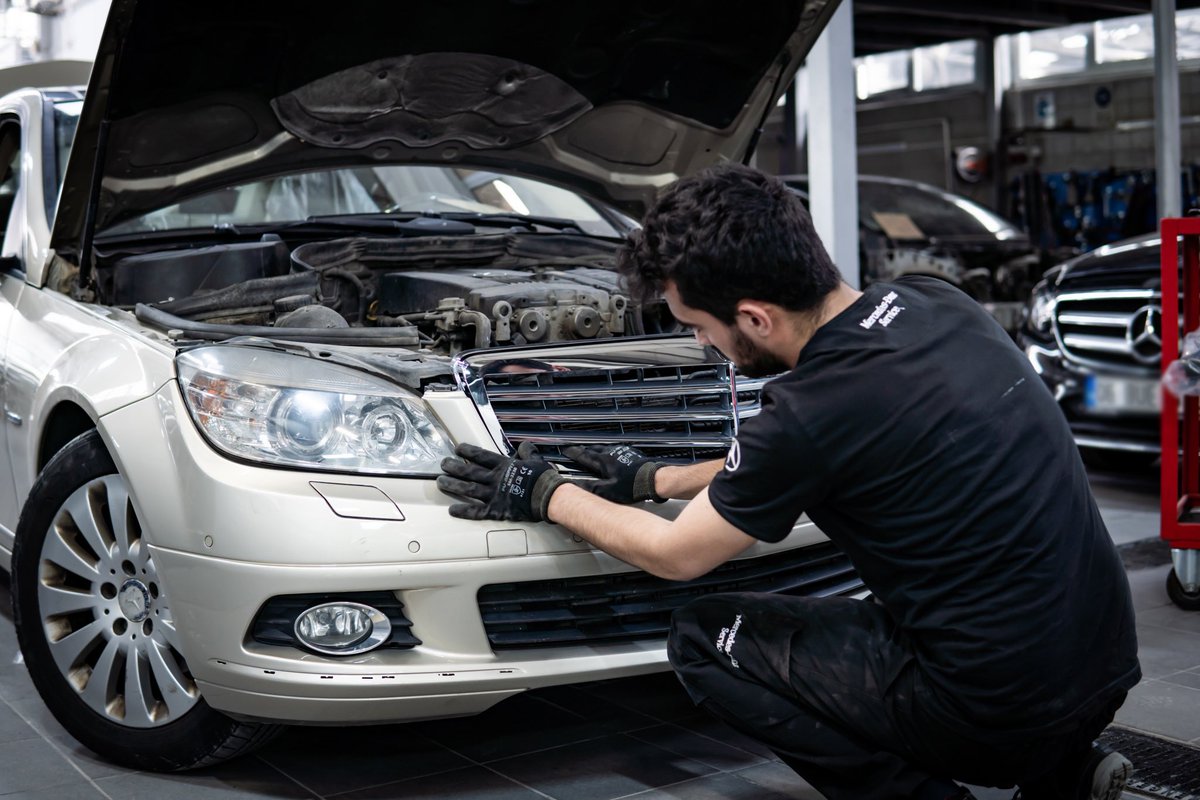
1017, 234, 1164, 465
785, 175, 1040, 331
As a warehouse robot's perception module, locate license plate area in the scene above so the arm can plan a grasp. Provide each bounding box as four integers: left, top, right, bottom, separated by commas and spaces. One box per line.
1084, 375, 1161, 415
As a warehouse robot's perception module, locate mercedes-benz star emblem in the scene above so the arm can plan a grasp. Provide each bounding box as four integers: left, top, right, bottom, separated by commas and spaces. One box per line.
1126, 305, 1163, 365
118, 580, 152, 622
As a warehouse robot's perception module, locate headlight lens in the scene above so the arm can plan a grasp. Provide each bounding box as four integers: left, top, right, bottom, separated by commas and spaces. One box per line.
176, 346, 452, 475
1026, 281, 1056, 334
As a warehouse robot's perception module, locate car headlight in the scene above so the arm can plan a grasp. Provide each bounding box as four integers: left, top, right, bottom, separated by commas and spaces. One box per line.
176, 346, 453, 475
1025, 281, 1056, 334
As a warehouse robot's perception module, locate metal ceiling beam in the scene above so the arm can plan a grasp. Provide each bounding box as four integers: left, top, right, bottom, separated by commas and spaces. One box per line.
1043, 0, 1163, 14
855, 1, 1069, 29
855, 16, 991, 39
854, 35, 984, 53
855, 37, 919, 52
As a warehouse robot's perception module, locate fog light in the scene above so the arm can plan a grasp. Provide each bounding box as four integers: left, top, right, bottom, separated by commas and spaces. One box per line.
294, 602, 392, 655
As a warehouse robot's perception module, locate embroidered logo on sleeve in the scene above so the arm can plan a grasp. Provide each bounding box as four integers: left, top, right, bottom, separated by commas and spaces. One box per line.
859, 291, 905, 330
725, 439, 741, 472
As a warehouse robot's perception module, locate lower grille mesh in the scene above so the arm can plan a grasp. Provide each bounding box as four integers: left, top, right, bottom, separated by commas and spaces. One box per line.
478, 542, 863, 649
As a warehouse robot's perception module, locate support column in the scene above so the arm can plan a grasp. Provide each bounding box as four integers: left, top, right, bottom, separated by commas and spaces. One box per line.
990, 35, 1012, 215
806, 0, 859, 288
1154, 0, 1182, 218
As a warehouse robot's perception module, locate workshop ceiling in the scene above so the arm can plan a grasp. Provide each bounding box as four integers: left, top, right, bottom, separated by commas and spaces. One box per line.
853, 0, 1200, 54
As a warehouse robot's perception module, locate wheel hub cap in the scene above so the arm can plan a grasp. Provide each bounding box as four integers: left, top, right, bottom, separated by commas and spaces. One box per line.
118, 580, 151, 622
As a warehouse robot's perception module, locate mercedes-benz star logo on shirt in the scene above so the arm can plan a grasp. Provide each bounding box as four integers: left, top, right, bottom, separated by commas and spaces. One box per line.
725, 439, 741, 472
1126, 305, 1163, 365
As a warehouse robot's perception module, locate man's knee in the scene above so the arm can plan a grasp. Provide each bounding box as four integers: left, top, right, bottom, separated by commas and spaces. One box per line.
672, 597, 724, 666
667, 594, 745, 672
667, 595, 749, 708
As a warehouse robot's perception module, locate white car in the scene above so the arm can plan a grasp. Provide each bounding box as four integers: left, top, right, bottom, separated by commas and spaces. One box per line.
1, 0, 859, 771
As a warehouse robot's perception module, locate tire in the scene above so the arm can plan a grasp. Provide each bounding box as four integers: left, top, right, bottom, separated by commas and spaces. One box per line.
11, 430, 281, 770
1166, 567, 1200, 611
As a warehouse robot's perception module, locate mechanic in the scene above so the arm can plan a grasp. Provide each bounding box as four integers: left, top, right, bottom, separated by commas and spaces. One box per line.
437, 164, 1141, 800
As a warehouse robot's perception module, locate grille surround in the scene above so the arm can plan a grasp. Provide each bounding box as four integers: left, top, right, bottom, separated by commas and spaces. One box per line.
453, 336, 766, 462
1053, 289, 1170, 374
478, 542, 864, 649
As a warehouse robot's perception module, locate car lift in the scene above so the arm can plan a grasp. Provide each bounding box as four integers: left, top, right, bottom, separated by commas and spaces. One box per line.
1160, 214, 1200, 610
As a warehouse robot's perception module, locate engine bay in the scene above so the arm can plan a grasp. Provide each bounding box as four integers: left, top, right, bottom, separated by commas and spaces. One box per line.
95, 231, 668, 356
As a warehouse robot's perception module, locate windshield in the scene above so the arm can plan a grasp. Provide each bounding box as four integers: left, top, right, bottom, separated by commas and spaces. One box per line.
104, 166, 625, 237
48, 98, 83, 223
857, 180, 1021, 240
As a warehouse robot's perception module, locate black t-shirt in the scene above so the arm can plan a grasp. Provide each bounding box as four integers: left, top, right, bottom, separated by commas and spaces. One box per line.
710, 276, 1140, 730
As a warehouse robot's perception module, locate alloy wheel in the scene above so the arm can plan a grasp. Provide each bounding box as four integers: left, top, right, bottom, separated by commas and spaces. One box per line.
35, 474, 198, 727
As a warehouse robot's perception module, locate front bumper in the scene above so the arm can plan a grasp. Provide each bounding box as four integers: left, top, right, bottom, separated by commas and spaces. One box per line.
101, 383, 838, 724
1021, 337, 1159, 453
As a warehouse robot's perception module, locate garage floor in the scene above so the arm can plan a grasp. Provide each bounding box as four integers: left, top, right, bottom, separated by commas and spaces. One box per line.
0, 467, 1196, 800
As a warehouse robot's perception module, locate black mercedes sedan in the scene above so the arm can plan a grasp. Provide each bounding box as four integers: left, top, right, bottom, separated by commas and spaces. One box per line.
1017, 234, 1164, 465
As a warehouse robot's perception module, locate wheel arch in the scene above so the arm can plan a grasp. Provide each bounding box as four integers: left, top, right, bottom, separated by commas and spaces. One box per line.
11, 327, 175, 502
36, 400, 95, 473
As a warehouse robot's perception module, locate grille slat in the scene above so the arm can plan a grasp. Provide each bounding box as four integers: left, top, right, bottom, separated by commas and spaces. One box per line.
1062, 333, 1134, 354
478, 543, 865, 649
504, 432, 735, 448
484, 380, 732, 402
495, 408, 732, 424
1057, 312, 1129, 327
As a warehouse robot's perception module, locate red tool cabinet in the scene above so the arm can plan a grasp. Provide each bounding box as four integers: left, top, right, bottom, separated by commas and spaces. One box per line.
1159, 216, 1200, 609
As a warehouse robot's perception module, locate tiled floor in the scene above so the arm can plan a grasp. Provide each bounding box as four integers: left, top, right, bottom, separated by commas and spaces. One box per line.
0, 466, 1194, 800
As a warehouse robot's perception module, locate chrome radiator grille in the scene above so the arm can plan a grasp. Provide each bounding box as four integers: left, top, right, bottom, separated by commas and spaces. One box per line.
1054, 289, 1165, 370
455, 338, 767, 462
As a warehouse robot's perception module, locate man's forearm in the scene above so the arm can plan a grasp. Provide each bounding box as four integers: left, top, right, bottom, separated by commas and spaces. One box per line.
547, 483, 687, 579
655, 459, 723, 500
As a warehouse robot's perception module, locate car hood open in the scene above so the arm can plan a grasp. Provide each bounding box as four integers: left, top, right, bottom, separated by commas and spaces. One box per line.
52, 0, 840, 264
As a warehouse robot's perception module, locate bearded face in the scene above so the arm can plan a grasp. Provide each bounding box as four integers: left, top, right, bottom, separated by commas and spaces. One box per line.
727, 326, 790, 378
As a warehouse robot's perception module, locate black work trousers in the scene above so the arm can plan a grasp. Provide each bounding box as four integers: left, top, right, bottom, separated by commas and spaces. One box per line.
667, 592, 1124, 800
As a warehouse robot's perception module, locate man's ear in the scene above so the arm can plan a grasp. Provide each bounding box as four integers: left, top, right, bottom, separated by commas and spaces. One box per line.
734, 300, 775, 339
729, 298, 777, 340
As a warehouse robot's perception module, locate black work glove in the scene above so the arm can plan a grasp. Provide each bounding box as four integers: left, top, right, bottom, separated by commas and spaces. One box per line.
437, 442, 566, 522
563, 444, 667, 505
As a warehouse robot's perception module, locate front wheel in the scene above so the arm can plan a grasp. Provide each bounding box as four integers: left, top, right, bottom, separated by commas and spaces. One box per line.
11, 430, 280, 770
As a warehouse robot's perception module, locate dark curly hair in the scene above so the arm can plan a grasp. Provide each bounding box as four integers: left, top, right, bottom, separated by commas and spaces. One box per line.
618, 164, 841, 324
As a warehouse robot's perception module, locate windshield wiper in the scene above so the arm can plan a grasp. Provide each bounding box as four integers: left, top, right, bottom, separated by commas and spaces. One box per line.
303, 210, 590, 235
100, 210, 593, 242
437, 211, 586, 234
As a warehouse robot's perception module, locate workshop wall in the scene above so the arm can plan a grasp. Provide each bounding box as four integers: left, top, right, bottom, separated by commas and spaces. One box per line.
760, 63, 1200, 248
1007, 69, 1200, 173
